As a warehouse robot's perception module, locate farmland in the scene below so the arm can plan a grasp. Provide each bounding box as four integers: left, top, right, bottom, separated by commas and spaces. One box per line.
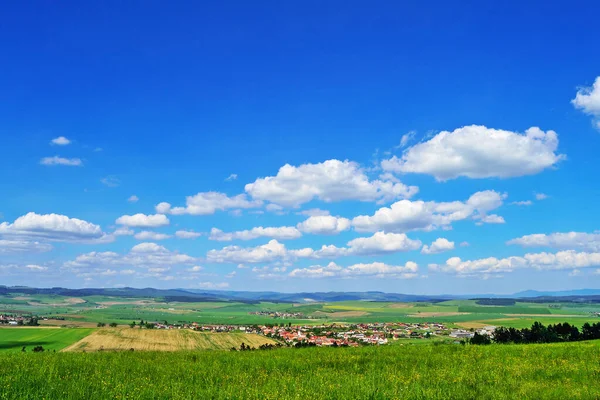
63, 328, 277, 352
0, 328, 94, 353
2, 291, 599, 329
1, 341, 600, 399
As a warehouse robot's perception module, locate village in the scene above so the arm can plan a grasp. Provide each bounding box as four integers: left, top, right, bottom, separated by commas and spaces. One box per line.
1, 312, 499, 347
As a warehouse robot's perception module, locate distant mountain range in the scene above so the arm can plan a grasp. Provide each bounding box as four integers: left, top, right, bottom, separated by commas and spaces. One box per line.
2, 285, 600, 303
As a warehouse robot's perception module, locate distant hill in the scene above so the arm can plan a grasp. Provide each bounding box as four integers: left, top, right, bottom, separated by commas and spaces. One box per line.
2, 285, 600, 303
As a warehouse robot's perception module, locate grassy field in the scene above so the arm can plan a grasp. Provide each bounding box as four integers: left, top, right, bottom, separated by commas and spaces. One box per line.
1, 341, 599, 399
0, 328, 94, 353
63, 328, 277, 352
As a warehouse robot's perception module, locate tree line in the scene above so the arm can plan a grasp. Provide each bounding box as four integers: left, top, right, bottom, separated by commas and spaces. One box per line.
469, 321, 600, 345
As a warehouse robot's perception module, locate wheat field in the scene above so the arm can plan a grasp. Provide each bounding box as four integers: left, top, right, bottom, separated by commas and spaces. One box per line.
62, 328, 277, 352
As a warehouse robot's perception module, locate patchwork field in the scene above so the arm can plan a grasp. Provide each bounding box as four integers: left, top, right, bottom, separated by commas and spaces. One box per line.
2, 292, 599, 329
63, 328, 277, 352
0, 328, 94, 352
1, 341, 600, 399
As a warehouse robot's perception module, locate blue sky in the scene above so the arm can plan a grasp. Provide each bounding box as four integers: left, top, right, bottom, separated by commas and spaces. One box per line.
1, 1, 600, 294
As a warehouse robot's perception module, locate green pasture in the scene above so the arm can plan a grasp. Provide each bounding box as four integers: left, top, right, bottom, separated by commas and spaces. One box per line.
1, 340, 599, 399
0, 328, 93, 353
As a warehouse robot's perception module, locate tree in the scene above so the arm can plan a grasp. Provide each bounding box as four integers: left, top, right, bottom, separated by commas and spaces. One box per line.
109, 322, 118, 328
470, 332, 491, 345
130, 322, 136, 328
97, 322, 106, 328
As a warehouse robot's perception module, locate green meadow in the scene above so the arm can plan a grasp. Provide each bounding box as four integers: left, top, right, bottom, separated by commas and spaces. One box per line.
0, 328, 94, 352
1, 341, 599, 399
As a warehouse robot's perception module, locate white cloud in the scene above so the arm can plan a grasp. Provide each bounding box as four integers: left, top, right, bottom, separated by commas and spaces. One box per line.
113, 227, 134, 236
289, 261, 418, 279
382, 125, 565, 181
245, 159, 418, 207
207, 231, 421, 264
569, 269, 581, 277
25, 264, 48, 271
175, 230, 202, 239
127, 195, 139, 203
346, 232, 422, 255
430, 250, 600, 277
572, 76, 600, 128
0, 212, 105, 242
225, 174, 238, 181
297, 215, 351, 235
158, 192, 261, 215
155, 202, 172, 214
0, 239, 53, 254
188, 266, 204, 272
352, 190, 506, 233
40, 156, 83, 166
511, 200, 533, 206
399, 131, 417, 148
115, 213, 169, 228
100, 176, 120, 187
134, 231, 172, 241
422, 238, 455, 254
460, 241, 470, 247
225, 271, 236, 278
206, 239, 288, 264
64, 242, 196, 270
535, 193, 549, 200
297, 208, 330, 217
51, 136, 71, 146
477, 214, 505, 224
507, 232, 600, 252
209, 226, 302, 241
265, 204, 285, 214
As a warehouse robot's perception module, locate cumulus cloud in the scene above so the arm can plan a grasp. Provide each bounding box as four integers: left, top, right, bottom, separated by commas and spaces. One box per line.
207, 231, 421, 264
289, 261, 418, 279
206, 239, 288, 264
0, 212, 105, 242
429, 250, 600, 277
115, 213, 169, 228
40, 156, 83, 166
572, 76, 600, 128
157, 192, 261, 215
382, 125, 565, 181
175, 230, 202, 239
507, 232, 600, 252
64, 242, 196, 271
127, 195, 139, 203
51, 136, 71, 146
225, 174, 238, 181
535, 193, 549, 200
209, 226, 302, 241
352, 190, 506, 233
245, 159, 418, 207
297, 215, 351, 235
422, 238, 455, 254
345, 232, 422, 255
134, 231, 172, 241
